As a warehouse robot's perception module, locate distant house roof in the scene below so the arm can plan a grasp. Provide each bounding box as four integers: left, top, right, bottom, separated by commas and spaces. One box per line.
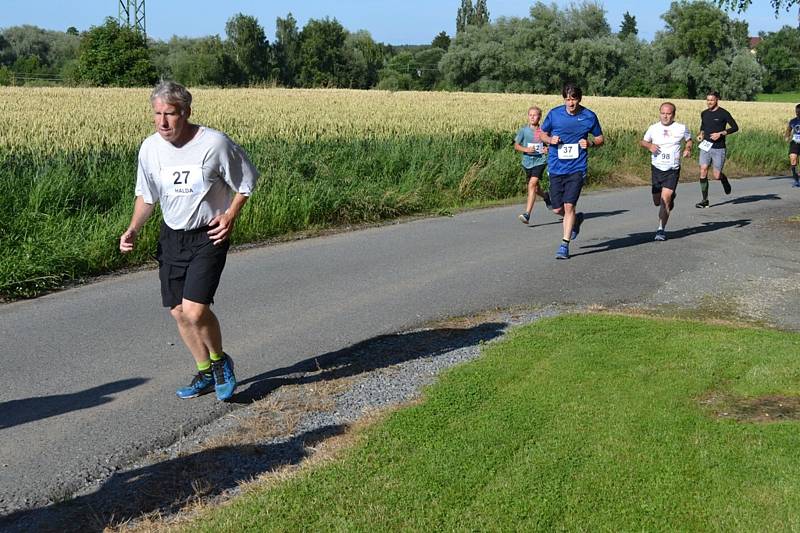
748, 36, 762, 49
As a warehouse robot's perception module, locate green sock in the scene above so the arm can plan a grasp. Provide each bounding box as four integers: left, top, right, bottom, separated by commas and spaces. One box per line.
700, 179, 709, 201
197, 360, 211, 373
209, 352, 223, 362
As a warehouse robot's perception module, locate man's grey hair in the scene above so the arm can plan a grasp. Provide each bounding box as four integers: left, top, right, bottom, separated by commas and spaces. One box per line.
150, 80, 192, 114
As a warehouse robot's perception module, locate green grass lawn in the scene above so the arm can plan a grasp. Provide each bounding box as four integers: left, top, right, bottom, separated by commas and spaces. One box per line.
189, 314, 800, 532
756, 92, 800, 103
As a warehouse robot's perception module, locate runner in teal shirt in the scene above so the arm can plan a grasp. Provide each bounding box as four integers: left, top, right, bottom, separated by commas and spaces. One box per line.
513, 106, 551, 224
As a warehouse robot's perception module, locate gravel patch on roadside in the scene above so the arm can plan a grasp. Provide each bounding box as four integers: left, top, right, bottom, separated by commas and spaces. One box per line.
1, 307, 560, 533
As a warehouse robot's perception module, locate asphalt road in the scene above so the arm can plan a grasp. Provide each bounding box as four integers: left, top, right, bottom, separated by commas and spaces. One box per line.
1, 175, 798, 516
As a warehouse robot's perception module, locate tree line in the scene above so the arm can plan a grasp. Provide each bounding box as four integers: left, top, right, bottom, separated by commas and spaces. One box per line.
1, 1, 799, 99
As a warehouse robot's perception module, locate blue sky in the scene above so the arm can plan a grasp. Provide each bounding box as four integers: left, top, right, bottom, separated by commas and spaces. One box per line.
1, 0, 797, 44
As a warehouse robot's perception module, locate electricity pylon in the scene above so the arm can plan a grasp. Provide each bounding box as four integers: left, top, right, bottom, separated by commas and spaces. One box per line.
118, 0, 146, 37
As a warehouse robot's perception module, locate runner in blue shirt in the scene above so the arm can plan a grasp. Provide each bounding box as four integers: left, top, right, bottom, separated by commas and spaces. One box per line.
784, 103, 800, 188
539, 83, 604, 259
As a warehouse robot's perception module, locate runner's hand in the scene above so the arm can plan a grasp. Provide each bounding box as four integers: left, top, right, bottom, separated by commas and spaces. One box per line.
119, 229, 137, 253
208, 213, 235, 245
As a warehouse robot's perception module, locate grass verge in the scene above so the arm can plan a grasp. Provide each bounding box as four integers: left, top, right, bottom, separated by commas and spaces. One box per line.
1, 128, 788, 300
181, 313, 800, 532
756, 92, 800, 103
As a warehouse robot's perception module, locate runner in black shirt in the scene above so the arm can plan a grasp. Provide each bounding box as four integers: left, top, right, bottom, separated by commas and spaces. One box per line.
695, 91, 738, 208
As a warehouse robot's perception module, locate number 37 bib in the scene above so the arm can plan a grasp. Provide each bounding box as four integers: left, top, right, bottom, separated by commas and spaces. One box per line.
558, 143, 580, 160
160, 164, 205, 197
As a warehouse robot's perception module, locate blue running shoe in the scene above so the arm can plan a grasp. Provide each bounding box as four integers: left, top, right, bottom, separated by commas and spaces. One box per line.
793, 179, 800, 188
176, 371, 214, 399
570, 212, 584, 241
212, 353, 237, 401
555, 242, 570, 259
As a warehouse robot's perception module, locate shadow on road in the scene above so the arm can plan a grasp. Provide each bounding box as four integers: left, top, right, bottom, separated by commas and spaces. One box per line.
528, 209, 629, 229
571, 219, 752, 257
0, 424, 346, 533
232, 321, 507, 404
712, 194, 781, 207
583, 209, 629, 220
0, 321, 509, 531
0, 378, 149, 430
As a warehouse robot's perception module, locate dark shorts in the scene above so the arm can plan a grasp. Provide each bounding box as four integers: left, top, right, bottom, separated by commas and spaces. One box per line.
651, 166, 680, 194
156, 222, 230, 308
549, 171, 585, 209
524, 164, 546, 180
790, 142, 800, 156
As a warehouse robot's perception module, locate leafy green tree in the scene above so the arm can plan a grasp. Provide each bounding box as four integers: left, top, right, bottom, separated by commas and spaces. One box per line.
619, 11, 638, 38
66, 26, 79, 36
0, 34, 15, 66
658, 1, 745, 64
165, 36, 242, 86
377, 51, 416, 90
76, 18, 157, 86
654, 1, 760, 99
716, 0, 800, 12
298, 17, 348, 87
756, 26, 800, 92
225, 13, 271, 84
432, 31, 451, 50
474, 0, 490, 26
274, 13, 300, 86
456, 0, 475, 33
335, 30, 385, 89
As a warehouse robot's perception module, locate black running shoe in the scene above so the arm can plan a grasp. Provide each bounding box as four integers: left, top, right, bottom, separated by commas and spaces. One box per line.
695, 200, 709, 209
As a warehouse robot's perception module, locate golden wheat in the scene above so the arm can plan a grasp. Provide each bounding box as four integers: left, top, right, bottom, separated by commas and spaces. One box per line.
1, 87, 793, 154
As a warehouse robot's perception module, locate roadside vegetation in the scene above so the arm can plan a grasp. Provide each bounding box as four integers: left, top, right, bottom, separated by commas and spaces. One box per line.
756, 92, 800, 103
1, 88, 792, 299
177, 313, 800, 531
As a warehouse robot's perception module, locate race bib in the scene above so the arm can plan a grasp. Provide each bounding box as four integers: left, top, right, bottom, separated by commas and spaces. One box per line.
654, 151, 673, 163
528, 142, 543, 154
698, 140, 713, 152
160, 164, 205, 197
558, 143, 579, 160
793, 133, 800, 143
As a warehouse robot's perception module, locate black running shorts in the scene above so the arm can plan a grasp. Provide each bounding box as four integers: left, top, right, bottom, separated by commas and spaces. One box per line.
524, 164, 546, 180
156, 222, 230, 308
651, 166, 680, 194
790, 142, 800, 156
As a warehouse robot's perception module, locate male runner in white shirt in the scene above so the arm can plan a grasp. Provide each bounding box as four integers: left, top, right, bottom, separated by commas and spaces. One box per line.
640, 102, 692, 241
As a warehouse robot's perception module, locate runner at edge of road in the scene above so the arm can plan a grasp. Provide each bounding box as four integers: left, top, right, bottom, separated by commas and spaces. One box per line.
639, 102, 693, 241
695, 90, 738, 208
514, 106, 552, 224
119, 80, 260, 402
539, 83, 604, 260
783, 103, 800, 188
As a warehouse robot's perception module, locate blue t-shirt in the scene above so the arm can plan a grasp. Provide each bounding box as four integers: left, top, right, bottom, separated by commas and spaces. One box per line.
789, 117, 800, 143
514, 125, 547, 169
541, 105, 603, 175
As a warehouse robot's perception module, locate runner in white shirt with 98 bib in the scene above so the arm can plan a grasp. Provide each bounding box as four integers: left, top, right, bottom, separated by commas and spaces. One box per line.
639, 102, 693, 241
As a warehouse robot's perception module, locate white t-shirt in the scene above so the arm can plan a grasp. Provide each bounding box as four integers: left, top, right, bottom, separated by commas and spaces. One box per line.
135, 127, 259, 230
643, 121, 692, 171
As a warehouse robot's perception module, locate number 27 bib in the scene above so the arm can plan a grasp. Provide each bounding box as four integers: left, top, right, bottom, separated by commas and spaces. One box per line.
160, 164, 205, 197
